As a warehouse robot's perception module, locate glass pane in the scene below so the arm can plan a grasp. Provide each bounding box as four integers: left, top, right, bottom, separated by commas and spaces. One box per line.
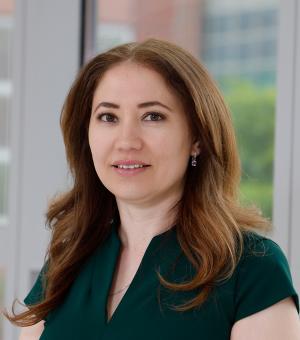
202, 1, 278, 219
91, 0, 277, 219
0, 268, 5, 340
0, 0, 13, 227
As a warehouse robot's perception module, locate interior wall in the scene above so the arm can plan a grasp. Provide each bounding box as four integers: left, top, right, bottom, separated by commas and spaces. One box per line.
5, 1, 81, 339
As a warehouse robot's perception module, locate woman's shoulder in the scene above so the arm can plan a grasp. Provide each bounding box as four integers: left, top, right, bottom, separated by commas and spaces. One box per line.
241, 230, 282, 257
232, 230, 299, 322
239, 230, 293, 270
237, 230, 295, 291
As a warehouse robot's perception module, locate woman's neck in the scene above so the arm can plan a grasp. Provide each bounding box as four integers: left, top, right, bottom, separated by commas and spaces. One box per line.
115, 195, 179, 250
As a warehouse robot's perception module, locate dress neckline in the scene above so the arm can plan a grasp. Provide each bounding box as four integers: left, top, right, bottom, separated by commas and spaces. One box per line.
110, 219, 177, 249
103, 220, 178, 326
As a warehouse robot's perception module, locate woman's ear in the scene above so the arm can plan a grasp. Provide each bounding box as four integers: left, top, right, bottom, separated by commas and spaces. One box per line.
191, 140, 201, 156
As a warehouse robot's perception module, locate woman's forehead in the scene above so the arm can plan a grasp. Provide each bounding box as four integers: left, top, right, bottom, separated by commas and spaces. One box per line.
92, 62, 183, 109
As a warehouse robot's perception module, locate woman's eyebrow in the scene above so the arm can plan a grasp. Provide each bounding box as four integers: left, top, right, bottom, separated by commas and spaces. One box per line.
93, 101, 172, 114
138, 101, 172, 111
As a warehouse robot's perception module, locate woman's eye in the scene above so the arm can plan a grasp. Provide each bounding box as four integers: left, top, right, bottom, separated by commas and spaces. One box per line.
144, 112, 164, 121
97, 113, 117, 123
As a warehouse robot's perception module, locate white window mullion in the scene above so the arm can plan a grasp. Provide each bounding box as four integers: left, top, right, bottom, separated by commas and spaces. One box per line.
290, 0, 300, 292
273, 0, 299, 292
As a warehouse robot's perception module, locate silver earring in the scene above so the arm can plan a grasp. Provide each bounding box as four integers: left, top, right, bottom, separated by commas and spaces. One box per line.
191, 154, 197, 167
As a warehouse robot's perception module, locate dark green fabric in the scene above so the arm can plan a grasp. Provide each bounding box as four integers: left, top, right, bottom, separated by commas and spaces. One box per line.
24, 262, 48, 306
24, 225, 299, 340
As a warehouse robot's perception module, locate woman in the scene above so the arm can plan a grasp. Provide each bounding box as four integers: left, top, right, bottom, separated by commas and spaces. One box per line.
6, 38, 300, 339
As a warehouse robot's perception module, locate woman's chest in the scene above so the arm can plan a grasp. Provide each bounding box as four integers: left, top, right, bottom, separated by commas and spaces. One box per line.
40, 277, 235, 340
40, 230, 237, 339
107, 245, 147, 321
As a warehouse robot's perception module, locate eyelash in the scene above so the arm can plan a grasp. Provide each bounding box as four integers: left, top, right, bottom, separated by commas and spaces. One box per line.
96, 112, 165, 123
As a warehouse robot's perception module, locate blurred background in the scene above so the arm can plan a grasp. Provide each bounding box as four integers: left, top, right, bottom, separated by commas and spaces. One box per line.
0, 0, 299, 338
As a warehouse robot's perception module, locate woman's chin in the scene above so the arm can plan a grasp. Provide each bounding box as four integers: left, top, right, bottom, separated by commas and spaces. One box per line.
113, 191, 156, 205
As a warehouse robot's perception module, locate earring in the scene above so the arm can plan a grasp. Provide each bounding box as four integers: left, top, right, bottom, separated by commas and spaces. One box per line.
191, 154, 197, 167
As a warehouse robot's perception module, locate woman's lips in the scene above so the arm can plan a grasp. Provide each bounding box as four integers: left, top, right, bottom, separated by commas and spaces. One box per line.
112, 165, 151, 177
112, 160, 150, 166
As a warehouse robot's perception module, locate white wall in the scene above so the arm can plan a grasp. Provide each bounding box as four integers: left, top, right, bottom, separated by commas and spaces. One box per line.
4, 1, 81, 339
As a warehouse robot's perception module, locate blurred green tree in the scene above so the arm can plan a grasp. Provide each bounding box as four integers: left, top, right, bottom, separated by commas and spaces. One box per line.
219, 78, 275, 218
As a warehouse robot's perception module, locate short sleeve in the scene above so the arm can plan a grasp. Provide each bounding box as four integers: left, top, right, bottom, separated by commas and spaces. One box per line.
24, 262, 48, 306
234, 234, 299, 322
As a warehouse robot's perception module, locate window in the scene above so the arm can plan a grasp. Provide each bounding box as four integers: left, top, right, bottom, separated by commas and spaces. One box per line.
202, 1, 278, 218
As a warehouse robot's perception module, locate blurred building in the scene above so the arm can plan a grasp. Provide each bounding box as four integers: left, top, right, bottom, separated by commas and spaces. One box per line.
96, 0, 203, 60
95, 0, 278, 87
201, 0, 278, 86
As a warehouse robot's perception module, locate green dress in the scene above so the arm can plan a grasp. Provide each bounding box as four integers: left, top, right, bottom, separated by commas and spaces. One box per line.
24, 223, 299, 340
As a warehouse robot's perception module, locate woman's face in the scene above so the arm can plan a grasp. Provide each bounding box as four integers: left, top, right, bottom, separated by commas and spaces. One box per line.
89, 61, 199, 206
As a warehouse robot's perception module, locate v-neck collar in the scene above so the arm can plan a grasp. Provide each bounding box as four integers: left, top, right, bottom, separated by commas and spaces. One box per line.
92, 221, 179, 329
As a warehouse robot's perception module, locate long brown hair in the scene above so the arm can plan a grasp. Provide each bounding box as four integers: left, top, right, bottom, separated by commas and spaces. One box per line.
5, 38, 270, 326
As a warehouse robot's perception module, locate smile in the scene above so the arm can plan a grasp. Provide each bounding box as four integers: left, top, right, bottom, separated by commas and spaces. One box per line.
113, 164, 150, 169
112, 164, 151, 177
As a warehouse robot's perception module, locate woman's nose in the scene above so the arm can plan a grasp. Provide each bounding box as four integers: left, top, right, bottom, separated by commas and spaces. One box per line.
115, 119, 143, 151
